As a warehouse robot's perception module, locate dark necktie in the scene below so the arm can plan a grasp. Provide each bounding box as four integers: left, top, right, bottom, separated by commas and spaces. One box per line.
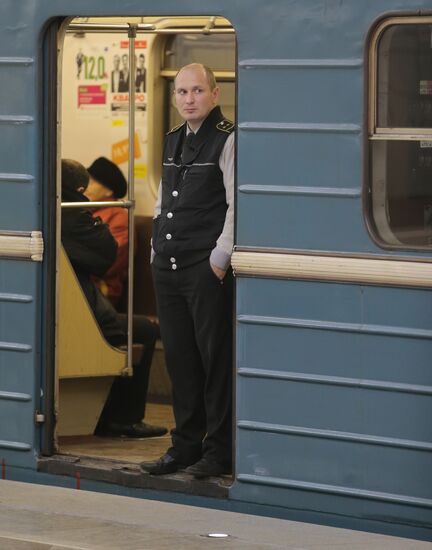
181, 131, 196, 164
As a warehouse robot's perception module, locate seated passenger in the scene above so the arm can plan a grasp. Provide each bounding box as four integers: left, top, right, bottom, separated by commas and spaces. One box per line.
85, 157, 129, 308
61, 159, 167, 439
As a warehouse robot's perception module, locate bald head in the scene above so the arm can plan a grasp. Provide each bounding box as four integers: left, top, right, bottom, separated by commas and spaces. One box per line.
173, 63, 220, 131
175, 63, 217, 91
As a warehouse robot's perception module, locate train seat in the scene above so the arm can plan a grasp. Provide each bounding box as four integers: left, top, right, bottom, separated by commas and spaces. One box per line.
57, 246, 127, 436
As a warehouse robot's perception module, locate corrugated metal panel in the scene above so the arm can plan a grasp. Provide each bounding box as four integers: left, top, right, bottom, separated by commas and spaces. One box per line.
232, 276, 432, 526
233, 0, 432, 529
0, 50, 39, 468
0, 265, 39, 467
236, 58, 366, 252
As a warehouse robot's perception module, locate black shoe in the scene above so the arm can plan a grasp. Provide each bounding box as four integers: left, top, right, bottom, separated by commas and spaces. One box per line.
95, 421, 168, 439
185, 457, 232, 479
140, 453, 189, 475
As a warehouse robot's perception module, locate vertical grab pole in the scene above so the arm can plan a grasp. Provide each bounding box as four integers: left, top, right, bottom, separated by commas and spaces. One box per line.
126, 25, 137, 376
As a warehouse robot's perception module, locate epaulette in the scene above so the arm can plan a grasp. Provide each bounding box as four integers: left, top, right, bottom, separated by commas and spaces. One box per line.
166, 122, 185, 135
216, 119, 234, 133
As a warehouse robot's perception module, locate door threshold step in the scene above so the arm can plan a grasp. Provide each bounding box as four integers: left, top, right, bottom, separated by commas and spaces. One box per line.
37, 454, 230, 499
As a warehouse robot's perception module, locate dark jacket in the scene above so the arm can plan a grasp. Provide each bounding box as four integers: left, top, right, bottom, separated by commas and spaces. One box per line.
61, 188, 125, 345
152, 106, 233, 269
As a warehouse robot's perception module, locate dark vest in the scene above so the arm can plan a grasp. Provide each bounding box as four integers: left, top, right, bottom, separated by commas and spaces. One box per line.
152, 106, 234, 269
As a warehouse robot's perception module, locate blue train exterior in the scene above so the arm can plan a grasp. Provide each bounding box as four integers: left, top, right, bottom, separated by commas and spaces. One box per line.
0, 0, 431, 541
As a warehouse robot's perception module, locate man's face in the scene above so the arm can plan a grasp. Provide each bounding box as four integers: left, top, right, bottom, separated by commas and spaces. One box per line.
113, 55, 120, 70
122, 55, 128, 70
139, 55, 145, 69
174, 67, 219, 130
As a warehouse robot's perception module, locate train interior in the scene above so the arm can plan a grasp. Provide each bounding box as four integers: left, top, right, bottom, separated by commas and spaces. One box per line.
55, 15, 235, 487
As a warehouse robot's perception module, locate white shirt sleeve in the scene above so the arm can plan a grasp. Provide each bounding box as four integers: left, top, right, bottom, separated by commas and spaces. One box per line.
154, 180, 162, 218
209, 131, 235, 271
150, 181, 162, 263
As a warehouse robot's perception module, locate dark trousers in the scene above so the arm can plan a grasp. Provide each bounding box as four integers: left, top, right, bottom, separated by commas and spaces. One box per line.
153, 259, 233, 465
97, 314, 159, 426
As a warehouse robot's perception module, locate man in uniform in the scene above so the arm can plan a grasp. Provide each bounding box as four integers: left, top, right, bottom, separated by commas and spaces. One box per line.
140, 64, 234, 478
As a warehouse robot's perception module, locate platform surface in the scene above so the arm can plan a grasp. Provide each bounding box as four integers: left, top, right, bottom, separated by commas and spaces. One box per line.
0, 480, 430, 549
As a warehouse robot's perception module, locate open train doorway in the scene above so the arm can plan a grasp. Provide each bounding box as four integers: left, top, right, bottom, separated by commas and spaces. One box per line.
52, 15, 236, 493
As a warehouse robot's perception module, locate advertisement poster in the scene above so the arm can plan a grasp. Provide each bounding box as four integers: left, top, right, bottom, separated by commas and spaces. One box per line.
62, 33, 153, 215
74, 39, 147, 113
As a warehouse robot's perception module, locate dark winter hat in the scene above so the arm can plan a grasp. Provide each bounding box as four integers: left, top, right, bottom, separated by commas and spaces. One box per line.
87, 157, 127, 198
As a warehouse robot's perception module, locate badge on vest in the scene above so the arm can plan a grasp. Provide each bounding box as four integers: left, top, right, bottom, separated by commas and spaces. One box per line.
167, 122, 185, 135
216, 119, 234, 133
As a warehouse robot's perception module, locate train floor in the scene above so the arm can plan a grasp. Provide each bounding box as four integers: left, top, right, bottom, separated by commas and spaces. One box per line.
1, 480, 430, 550
58, 402, 176, 463
46, 401, 230, 499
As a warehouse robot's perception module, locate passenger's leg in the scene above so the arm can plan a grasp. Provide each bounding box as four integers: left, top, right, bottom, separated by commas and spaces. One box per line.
112, 314, 159, 423
95, 314, 166, 437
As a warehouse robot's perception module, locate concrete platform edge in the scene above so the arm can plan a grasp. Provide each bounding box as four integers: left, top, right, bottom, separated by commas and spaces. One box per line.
3, 463, 432, 543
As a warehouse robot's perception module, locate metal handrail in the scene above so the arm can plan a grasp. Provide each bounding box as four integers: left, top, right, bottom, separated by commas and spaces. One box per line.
67, 23, 234, 34
61, 200, 133, 209
126, 24, 137, 378
68, 23, 155, 32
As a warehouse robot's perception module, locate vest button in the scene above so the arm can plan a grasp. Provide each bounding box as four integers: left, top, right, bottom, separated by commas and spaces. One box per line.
166, 233, 172, 240
170, 257, 176, 263
167, 212, 173, 219
172, 190, 179, 197
171, 264, 177, 270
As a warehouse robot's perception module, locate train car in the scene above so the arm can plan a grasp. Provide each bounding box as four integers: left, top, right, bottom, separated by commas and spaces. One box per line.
0, 0, 431, 542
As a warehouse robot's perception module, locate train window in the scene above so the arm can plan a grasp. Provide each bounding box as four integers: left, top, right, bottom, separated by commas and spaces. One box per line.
369, 18, 432, 248
164, 33, 235, 70
161, 32, 236, 130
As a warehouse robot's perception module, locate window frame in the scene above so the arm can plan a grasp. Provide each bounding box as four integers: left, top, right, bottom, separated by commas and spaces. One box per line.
366, 15, 432, 251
